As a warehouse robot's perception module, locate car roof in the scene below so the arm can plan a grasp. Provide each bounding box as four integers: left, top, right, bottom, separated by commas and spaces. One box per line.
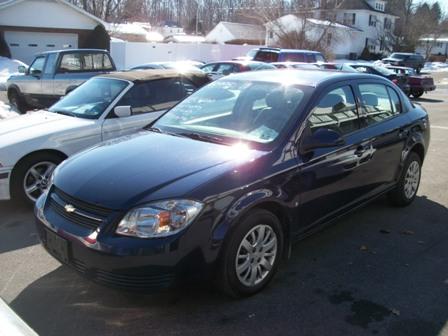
224, 69, 382, 87
37, 49, 108, 56
98, 69, 207, 83
257, 48, 322, 54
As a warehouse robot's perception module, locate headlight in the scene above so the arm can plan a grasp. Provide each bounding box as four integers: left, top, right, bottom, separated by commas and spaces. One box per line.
116, 200, 204, 238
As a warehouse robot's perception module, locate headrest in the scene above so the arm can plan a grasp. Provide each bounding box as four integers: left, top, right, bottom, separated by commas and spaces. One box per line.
362, 93, 378, 106
266, 90, 286, 109
318, 93, 343, 108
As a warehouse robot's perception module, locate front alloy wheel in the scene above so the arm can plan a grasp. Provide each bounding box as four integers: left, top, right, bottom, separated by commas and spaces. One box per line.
23, 161, 57, 202
216, 209, 283, 297
235, 224, 278, 287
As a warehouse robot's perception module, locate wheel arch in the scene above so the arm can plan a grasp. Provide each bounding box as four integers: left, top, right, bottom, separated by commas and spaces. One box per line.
410, 142, 425, 163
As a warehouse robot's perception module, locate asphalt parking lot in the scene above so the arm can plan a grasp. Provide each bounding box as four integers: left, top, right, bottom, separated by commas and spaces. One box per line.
1, 89, 448, 336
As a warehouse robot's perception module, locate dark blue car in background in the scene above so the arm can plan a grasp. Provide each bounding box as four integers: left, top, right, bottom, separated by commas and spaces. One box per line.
34, 70, 430, 297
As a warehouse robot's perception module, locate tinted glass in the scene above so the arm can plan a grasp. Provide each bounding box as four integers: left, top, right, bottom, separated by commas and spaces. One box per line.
59, 53, 82, 72
201, 64, 216, 73
308, 86, 358, 135
390, 53, 408, 60
118, 78, 186, 115
315, 54, 325, 62
29, 56, 45, 74
182, 78, 197, 95
82, 53, 114, 71
215, 63, 237, 75
359, 84, 398, 125
283, 53, 306, 62
154, 80, 309, 145
43, 53, 57, 75
387, 87, 402, 114
49, 78, 128, 119
254, 51, 279, 62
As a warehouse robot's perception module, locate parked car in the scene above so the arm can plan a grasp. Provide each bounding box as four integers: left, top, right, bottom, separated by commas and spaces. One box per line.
35, 69, 429, 297
317, 63, 358, 72
251, 47, 326, 63
6, 49, 116, 113
0, 297, 37, 336
272, 62, 320, 70
382, 53, 425, 73
385, 65, 436, 98
130, 60, 204, 71
200, 61, 276, 81
347, 63, 410, 95
0, 69, 209, 204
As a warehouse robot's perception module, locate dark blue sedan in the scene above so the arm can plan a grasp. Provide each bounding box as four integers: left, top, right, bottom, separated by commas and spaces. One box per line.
34, 70, 430, 297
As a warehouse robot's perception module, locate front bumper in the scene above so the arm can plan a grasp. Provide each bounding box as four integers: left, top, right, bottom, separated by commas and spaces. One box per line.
34, 192, 215, 291
0, 168, 12, 201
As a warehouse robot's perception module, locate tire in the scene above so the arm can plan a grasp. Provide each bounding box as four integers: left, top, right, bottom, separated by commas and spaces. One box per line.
388, 152, 422, 207
11, 152, 64, 205
216, 209, 284, 297
412, 89, 424, 98
8, 89, 28, 114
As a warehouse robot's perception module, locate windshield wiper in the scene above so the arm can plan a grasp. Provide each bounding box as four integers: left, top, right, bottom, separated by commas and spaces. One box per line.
51, 110, 77, 118
178, 132, 228, 145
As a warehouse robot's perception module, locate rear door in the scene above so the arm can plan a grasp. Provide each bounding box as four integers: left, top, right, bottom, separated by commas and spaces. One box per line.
354, 81, 411, 193
297, 82, 376, 227
101, 77, 194, 140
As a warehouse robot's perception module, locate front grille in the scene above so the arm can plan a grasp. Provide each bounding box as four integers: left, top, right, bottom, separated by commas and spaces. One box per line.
47, 187, 112, 231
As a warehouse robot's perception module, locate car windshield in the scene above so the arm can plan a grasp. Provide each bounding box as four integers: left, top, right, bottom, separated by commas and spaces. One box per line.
154, 79, 309, 147
390, 53, 408, 60
49, 78, 129, 119
374, 66, 395, 76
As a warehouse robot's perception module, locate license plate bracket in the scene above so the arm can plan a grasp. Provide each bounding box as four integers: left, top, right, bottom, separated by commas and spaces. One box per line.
45, 229, 70, 264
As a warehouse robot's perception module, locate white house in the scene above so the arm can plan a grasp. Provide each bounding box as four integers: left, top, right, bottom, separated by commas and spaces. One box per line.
416, 35, 448, 58
206, 21, 265, 45
0, 0, 108, 64
266, 0, 398, 58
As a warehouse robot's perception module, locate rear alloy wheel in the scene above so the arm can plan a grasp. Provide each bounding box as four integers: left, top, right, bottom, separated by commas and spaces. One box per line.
11, 153, 64, 205
388, 152, 422, 207
216, 209, 283, 297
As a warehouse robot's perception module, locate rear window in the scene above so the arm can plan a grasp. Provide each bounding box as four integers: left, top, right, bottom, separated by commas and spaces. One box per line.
82, 53, 114, 71
254, 51, 279, 62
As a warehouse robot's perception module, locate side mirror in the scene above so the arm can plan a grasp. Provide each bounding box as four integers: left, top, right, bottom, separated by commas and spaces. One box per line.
30, 69, 41, 77
114, 106, 132, 118
18, 65, 27, 74
301, 128, 344, 153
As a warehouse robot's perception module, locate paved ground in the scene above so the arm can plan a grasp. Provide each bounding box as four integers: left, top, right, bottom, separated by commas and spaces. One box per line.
0, 89, 448, 336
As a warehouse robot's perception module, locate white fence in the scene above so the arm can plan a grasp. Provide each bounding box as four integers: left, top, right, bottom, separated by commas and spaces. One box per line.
110, 41, 260, 70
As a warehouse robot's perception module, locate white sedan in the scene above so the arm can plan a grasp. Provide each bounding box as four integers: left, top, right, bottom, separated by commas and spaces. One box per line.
0, 69, 209, 204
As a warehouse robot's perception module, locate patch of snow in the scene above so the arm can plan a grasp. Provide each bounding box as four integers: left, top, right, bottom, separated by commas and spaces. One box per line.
0, 57, 27, 91
0, 101, 19, 120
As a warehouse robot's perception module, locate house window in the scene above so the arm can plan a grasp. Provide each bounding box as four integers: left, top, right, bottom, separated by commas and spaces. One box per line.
375, 2, 384, 11
327, 33, 332, 46
343, 13, 356, 26
365, 38, 369, 47
380, 40, 384, 51
269, 30, 274, 39
384, 18, 392, 30
369, 15, 377, 27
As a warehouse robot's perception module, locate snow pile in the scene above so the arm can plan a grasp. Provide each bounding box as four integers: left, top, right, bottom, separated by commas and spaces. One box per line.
422, 62, 448, 73
0, 101, 19, 120
0, 57, 27, 91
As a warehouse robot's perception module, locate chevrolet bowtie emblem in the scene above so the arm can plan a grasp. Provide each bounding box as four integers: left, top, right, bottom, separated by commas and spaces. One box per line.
64, 204, 76, 213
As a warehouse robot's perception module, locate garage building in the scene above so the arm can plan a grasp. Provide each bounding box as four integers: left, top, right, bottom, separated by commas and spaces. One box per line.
0, 0, 109, 64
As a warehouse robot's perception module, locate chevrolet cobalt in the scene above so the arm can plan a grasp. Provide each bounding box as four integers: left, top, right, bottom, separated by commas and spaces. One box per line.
35, 70, 429, 297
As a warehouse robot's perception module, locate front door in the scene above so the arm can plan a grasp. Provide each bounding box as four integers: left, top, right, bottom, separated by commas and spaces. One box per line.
297, 83, 375, 228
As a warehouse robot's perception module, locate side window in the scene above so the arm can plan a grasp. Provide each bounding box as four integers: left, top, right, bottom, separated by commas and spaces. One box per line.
254, 51, 278, 62
215, 63, 236, 75
82, 53, 114, 71
387, 87, 402, 114
43, 53, 57, 76
181, 78, 197, 96
29, 56, 46, 75
59, 53, 81, 72
315, 54, 325, 62
358, 84, 399, 125
308, 85, 358, 135
306, 54, 317, 63
117, 78, 186, 115
201, 64, 215, 73
284, 53, 305, 62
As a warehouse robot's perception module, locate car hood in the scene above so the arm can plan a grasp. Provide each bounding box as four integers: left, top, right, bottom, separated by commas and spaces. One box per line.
0, 110, 94, 148
54, 131, 267, 210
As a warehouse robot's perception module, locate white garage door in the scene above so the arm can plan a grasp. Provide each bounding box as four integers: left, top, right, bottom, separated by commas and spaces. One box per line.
4, 31, 78, 65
